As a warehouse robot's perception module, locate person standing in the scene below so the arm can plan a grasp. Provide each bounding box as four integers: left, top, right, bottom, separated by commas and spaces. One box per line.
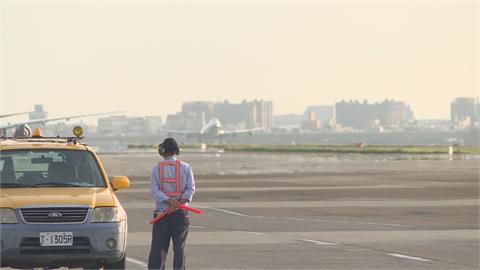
148, 138, 195, 270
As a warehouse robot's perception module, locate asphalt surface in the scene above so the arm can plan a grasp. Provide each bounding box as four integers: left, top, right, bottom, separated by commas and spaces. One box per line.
3, 151, 479, 269
103, 151, 479, 270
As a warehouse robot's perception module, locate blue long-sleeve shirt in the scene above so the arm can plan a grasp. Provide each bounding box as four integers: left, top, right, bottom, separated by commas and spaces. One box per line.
150, 156, 195, 212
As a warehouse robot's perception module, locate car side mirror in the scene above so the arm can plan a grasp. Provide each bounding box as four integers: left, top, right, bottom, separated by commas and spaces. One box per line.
110, 176, 130, 191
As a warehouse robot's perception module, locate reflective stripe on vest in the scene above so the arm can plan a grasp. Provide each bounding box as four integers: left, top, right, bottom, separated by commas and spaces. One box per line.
158, 160, 181, 196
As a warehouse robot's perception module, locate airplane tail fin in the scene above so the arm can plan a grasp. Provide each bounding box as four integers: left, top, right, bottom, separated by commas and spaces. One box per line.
201, 111, 206, 127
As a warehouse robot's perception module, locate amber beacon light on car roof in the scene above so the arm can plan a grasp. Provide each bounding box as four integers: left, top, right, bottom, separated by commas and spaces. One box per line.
73, 126, 83, 137
31, 128, 42, 138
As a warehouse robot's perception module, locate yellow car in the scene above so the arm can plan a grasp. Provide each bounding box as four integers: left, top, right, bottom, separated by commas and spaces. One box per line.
0, 128, 130, 269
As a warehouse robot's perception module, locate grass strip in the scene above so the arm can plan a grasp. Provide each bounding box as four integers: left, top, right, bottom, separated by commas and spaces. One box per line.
128, 144, 480, 155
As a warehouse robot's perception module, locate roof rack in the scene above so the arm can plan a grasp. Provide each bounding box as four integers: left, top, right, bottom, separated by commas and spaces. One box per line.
0, 136, 87, 145
1, 126, 88, 145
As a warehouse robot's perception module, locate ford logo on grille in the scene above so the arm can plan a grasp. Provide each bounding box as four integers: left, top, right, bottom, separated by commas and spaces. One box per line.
48, 211, 63, 218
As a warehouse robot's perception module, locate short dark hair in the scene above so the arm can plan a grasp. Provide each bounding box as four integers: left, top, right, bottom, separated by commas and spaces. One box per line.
161, 138, 179, 155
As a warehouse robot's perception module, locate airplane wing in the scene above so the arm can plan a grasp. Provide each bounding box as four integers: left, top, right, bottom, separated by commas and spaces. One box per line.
221, 127, 267, 135
167, 130, 202, 137
0, 111, 125, 130
0, 112, 29, 119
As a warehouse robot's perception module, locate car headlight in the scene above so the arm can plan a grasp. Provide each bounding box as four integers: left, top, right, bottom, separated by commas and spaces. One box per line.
91, 207, 123, 223
0, 208, 18, 224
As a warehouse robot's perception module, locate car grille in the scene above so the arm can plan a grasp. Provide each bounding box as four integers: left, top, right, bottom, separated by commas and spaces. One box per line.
20, 208, 89, 223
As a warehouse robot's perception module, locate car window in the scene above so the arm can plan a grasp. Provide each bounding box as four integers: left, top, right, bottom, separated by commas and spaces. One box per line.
0, 149, 107, 187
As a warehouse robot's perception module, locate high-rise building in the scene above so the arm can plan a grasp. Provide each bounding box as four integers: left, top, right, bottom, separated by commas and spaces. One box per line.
304, 105, 334, 122
181, 101, 215, 122
335, 100, 372, 129
477, 103, 480, 121
97, 115, 162, 135
301, 111, 321, 130
145, 116, 163, 134
214, 100, 256, 128
253, 100, 273, 128
97, 116, 130, 136
215, 99, 273, 129
405, 105, 415, 122
166, 111, 204, 130
451, 97, 478, 122
167, 100, 273, 130
376, 100, 408, 127
274, 114, 304, 128
335, 99, 412, 129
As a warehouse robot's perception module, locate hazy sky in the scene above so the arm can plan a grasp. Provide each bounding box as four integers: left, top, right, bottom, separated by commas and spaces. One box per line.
1, 0, 479, 121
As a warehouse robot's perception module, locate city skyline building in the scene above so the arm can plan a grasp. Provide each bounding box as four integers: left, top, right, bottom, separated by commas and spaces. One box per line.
451, 97, 478, 121
335, 99, 414, 130
166, 99, 274, 130
304, 105, 335, 123
97, 115, 163, 136
301, 111, 322, 131
450, 97, 479, 130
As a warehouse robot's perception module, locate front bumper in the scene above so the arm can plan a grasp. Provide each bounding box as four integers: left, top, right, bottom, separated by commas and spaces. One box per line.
1, 215, 127, 268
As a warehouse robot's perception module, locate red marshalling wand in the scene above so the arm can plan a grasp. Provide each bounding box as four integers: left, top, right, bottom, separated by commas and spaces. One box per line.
149, 205, 204, 224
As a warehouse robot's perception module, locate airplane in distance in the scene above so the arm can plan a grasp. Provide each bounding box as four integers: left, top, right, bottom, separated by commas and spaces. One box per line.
167, 118, 267, 141
0, 111, 124, 137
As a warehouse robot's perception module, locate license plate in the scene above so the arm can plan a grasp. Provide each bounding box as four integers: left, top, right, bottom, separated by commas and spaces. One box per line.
40, 232, 73, 246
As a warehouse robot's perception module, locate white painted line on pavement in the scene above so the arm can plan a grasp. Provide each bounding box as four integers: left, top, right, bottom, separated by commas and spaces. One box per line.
194, 205, 249, 217
195, 204, 417, 228
388, 253, 432, 262
286, 218, 305, 221
308, 218, 417, 228
196, 204, 281, 220
193, 205, 279, 220
234, 230, 265, 235
354, 221, 417, 228
191, 225, 207, 229
126, 257, 148, 268
300, 239, 337, 245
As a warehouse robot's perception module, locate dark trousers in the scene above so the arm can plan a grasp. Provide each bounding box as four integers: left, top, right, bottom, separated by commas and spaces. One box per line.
148, 210, 190, 270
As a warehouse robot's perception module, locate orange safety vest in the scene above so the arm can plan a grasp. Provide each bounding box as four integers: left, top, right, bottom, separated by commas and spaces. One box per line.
158, 160, 181, 197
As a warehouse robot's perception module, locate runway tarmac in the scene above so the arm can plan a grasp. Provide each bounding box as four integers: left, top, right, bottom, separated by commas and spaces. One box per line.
2, 152, 478, 269
101, 152, 479, 270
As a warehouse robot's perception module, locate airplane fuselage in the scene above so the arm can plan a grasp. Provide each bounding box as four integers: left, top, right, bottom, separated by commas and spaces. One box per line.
200, 118, 222, 138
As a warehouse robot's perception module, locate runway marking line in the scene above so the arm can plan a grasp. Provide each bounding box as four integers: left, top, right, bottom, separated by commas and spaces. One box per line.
286, 218, 305, 221
299, 239, 337, 245
195, 205, 250, 217
388, 253, 432, 262
299, 239, 433, 263
194, 204, 418, 228
191, 225, 207, 229
234, 230, 265, 235
352, 221, 416, 228
126, 257, 148, 268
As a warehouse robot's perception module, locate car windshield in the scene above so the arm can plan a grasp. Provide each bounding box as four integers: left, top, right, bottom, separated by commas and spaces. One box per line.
0, 149, 106, 187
